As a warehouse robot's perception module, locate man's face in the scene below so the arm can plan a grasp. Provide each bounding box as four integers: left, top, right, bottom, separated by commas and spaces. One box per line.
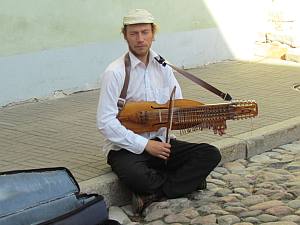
124, 23, 154, 59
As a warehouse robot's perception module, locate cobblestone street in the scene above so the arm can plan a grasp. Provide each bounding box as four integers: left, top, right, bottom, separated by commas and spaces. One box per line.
110, 140, 300, 225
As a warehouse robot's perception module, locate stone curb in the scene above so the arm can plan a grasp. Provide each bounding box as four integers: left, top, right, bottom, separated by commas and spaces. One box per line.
79, 116, 300, 207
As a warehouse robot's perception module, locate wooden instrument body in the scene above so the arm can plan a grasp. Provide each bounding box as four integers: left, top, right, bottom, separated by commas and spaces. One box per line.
117, 99, 258, 134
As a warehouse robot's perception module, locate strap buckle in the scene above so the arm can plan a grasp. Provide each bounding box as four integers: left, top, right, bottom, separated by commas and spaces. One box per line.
117, 98, 126, 111
154, 55, 167, 67
223, 93, 232, 101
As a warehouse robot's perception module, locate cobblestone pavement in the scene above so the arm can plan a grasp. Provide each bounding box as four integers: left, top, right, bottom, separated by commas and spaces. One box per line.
110, 140, 300, 225
0, 58, 300, 182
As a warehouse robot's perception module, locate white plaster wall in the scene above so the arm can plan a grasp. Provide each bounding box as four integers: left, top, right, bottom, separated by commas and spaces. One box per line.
0, 28, 233, 107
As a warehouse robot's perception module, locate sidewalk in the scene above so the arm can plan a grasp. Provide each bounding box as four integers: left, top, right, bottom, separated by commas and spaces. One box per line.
1, 58, 300, 204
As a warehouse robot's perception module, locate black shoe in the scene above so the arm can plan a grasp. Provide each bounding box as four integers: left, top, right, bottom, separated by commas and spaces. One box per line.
131, 193, 160, 214
198, 179, 207, 190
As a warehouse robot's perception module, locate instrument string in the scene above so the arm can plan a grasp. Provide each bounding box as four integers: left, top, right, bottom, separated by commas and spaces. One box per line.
145, 106, 238, 122
144, 101, 256, 121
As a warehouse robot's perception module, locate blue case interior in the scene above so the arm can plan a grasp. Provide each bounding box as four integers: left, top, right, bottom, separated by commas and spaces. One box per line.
0, 168, 96, 225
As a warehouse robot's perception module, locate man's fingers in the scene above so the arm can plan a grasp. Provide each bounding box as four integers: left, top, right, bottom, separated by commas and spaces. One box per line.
145, 140, 172, 159
161, 150, 170, 157
159, 148, 170, 159
163, 143, 171, 148
159, 153, 169, 160
159, 154, 168, 160
162, 146, 171, 153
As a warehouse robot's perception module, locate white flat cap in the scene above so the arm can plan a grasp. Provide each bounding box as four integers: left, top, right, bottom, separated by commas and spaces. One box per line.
123, 9, 155, 25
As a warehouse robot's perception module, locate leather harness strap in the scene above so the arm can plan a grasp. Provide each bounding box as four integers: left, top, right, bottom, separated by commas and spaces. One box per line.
155, 55, 232, 101
117, 53, 131, 112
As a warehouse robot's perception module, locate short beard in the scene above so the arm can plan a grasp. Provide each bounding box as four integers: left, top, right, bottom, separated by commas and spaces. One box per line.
128, 45, 150, 60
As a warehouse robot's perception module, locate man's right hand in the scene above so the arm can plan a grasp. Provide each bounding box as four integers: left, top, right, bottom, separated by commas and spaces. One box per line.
145, 140, 171, 160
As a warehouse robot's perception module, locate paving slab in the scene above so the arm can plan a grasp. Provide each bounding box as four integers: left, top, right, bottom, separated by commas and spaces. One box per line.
0, 58, 300, 206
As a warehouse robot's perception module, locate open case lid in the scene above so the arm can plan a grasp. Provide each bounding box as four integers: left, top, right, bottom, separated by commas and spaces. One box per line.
0, 167, 80, 218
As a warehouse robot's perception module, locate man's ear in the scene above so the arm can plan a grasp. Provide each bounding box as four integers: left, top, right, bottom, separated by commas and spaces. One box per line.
123, 33, 127, 41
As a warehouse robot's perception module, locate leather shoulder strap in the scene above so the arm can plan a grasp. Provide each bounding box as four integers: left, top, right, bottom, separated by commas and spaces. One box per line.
117, 53, 131, 111
154, 55, 232, 101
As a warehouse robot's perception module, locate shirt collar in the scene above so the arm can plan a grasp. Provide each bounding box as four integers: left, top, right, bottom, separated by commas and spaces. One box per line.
128, 49, 157, 68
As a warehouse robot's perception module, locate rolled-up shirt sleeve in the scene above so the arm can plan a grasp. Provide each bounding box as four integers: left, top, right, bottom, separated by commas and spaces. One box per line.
97, 69, 148, 154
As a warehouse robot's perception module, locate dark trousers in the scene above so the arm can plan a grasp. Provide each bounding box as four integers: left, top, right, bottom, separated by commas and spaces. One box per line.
107, 139, 221, 198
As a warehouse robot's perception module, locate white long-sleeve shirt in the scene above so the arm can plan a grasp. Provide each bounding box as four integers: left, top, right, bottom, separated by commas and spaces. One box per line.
97, 49, 183, 156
